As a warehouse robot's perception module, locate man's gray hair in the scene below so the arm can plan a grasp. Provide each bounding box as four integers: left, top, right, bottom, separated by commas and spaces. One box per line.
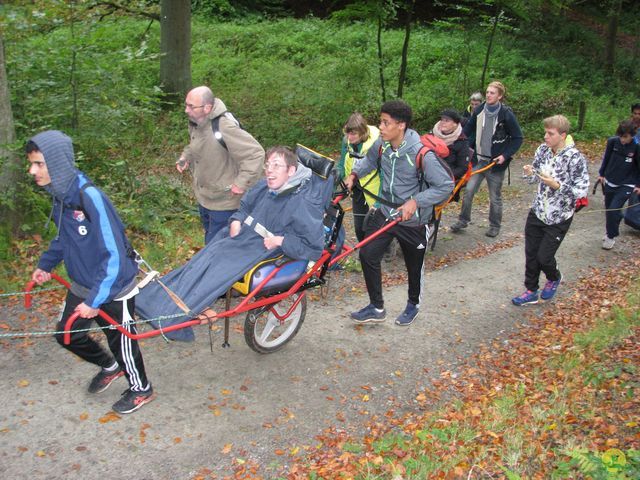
190, 85, 215, 106
469, 91, 484, 102
200, 87, 215, 106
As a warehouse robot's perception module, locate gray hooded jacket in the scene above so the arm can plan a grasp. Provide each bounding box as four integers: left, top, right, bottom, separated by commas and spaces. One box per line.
353, 128, 454, 227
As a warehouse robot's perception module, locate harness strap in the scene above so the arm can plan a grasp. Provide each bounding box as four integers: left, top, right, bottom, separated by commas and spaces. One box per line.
243, 216, 274, 238
352, 183, 402, 208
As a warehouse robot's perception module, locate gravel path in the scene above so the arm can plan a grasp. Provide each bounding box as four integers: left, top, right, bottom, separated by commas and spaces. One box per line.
1, 154, 637, 479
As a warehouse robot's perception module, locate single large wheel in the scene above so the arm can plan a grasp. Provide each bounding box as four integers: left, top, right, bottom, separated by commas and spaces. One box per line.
244, 292, 307, 354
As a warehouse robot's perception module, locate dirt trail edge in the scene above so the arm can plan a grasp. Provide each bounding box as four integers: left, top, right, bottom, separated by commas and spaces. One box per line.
1, 164, 637, 479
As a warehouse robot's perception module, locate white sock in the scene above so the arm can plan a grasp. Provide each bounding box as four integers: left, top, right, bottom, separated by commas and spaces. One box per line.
104, 361, 119, 372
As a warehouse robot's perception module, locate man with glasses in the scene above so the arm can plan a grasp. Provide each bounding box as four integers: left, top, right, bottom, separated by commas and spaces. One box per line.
136, 146, 329, 340
177, 86, 264, 244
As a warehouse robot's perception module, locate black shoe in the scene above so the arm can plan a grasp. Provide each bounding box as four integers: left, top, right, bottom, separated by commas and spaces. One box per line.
88, 366, 124, 394
450, 221, 467, 233
485, 226, 500, 237
112, 386, 156, 414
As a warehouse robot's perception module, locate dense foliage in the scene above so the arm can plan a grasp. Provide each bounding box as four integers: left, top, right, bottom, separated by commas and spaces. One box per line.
2, 3, 639, 245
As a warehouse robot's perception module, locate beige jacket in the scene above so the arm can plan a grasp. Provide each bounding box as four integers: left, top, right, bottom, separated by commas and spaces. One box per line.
181, 98, 265, 210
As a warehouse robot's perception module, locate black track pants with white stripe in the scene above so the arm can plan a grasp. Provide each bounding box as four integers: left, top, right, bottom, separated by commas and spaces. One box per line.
55, 291, 150, 392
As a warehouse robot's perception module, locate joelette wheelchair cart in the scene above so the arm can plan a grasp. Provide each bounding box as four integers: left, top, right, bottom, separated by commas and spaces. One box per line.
25, 145, 400, 354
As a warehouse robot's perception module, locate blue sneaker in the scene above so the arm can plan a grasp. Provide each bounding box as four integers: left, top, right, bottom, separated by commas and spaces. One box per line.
512, 290, 539, 306
395, 302, 419, 326
540, 274, 562, 301
351, 304, 386, 324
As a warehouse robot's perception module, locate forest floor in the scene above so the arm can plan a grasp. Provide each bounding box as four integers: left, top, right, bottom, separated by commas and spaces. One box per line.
0, 141, 638, 479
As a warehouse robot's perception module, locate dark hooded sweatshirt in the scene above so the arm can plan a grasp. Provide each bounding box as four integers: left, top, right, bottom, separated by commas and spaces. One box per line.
135, 162, 331, 341
33, 130, 138, 308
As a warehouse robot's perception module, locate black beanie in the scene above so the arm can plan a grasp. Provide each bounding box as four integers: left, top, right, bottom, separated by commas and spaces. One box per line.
440, 109, 462, 124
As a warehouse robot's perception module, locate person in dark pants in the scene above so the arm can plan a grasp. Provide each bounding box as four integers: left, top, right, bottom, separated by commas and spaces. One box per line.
344, 101, 453, 326
28, 130, 154, 414
598, 120, 640, 250
512, 115, 589, 306
451, 81, 523, 238
336, 112, 381, 242
461, 92, 483, 127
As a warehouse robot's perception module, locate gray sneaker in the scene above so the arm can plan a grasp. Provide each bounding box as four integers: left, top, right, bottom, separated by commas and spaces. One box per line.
395, 302, 419, 326
112, 386, 156, 414
450, 221, 467, 233
485, 226, 500, 237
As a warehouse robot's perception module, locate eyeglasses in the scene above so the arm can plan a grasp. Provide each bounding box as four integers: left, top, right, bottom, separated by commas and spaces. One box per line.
263, 162, 288, 171
185, 103, 206, 110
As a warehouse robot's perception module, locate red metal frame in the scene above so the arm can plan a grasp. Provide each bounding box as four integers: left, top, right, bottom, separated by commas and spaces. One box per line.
269, 291, 305, 324
328, 217, 399, 267
57, 258, 325, 344
24, 273, 71, 308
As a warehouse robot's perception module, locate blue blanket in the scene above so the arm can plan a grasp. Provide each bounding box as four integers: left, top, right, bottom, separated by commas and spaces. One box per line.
135, 170, 332, 341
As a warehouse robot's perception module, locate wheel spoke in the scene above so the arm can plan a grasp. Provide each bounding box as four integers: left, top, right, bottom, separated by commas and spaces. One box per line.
258, 315, 279, 343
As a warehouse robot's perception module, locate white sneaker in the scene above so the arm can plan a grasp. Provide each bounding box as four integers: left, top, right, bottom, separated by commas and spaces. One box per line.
602, 236, 615, 250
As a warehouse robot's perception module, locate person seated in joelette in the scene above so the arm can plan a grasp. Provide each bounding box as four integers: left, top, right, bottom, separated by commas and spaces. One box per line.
135, 146, 328, 341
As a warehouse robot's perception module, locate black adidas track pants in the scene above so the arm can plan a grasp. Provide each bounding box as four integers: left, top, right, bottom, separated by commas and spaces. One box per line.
359, 209, 428, 309
55, 291, 150, 392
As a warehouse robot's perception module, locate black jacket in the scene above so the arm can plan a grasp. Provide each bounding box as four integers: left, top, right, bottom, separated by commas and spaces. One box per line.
598, 136, 640, 187
463, 102, 524, 172
443, 133, 470, 181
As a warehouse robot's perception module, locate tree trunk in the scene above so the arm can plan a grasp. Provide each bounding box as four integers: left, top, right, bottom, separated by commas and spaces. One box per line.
377, 14, 386, 103
480, 7, 501, 90
604, 0, 622, 76
0, 35, 23, 246
633, 22, 640, 76
396, 0, 414, 99
69, 2, 79, 130
160, 0, 191, 102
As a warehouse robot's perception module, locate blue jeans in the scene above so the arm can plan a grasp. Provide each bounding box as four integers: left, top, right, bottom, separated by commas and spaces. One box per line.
458, 161, 505, 229
198, 205, 236, 244
604, 184, 633, 239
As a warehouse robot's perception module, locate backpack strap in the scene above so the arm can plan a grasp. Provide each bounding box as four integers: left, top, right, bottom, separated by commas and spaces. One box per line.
353, 143, 402, 208
415, 145, 455, 189
211, 111, 243, 151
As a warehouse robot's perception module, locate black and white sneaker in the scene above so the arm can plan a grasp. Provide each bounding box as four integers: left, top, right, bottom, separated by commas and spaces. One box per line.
112, 387, 156, 414
88, 366, 124, 394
